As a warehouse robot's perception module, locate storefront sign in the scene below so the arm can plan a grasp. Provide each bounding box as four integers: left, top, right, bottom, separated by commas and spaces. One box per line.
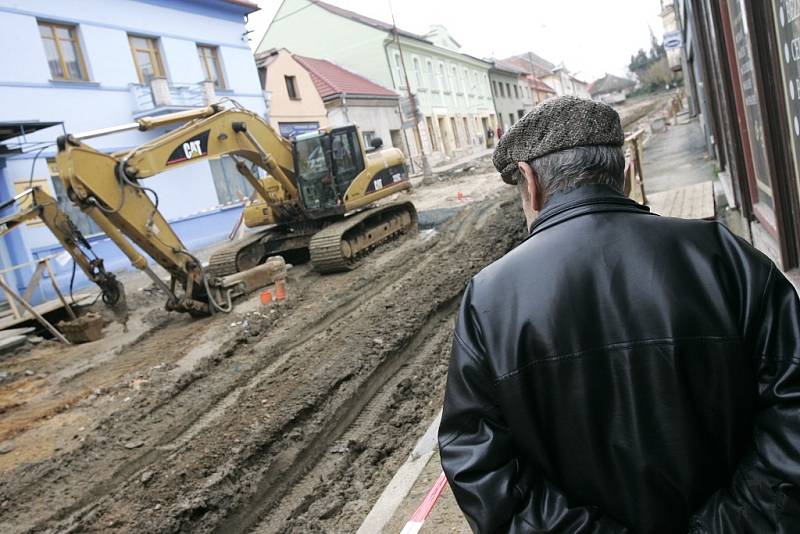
774, 0, 800, 201
728, 0, 776, 215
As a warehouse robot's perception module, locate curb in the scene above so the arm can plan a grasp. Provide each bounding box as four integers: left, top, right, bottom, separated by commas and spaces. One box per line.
356, 409, 442, 534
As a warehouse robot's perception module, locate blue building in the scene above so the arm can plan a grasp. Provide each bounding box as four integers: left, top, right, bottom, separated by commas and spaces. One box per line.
0, 0, 264, 305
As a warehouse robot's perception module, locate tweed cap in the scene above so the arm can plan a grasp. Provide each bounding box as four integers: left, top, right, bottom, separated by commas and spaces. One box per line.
493, 95, 624, 184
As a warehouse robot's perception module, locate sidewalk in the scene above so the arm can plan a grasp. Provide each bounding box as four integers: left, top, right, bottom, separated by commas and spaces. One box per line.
642, 113, 717, 220
409, 148, 493, 188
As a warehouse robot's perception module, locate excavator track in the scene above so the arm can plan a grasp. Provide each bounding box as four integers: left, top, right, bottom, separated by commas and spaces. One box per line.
206, 225, 320, 278
206, 231, 268, 278
309, 201, 418, 274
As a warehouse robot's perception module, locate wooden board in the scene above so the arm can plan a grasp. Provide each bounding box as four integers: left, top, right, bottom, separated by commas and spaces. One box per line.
0, 292, 93, 332
647, 181, 716, 220
0, 327, 35, 340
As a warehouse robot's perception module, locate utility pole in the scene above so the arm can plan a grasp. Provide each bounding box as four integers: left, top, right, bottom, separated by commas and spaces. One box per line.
389, 1, 433, 182
527, 52, 538, 108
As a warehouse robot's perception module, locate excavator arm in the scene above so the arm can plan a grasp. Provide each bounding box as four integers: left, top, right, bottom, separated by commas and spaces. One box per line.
54, 104, 293, 315
0, 187, 124, 305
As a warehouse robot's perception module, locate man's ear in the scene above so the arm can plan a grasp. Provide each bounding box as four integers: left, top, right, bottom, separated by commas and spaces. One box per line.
517, 162, 542, 211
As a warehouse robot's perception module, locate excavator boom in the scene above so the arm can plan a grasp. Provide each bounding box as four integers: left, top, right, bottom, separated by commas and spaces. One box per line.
0, 187, 123, 305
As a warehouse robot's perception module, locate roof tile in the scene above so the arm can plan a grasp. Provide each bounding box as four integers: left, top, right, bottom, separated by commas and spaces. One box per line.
292, 54, 399, 99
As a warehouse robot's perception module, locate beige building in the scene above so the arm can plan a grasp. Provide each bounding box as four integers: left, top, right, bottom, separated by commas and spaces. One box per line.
504, 52, 590, 99
255, 48, 406, 158
542, 66, 591, 99
255, 48, 328, 137
257, 1, 496, 166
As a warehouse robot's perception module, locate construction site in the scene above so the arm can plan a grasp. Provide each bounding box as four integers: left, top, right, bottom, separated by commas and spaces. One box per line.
0, 89, 701, 533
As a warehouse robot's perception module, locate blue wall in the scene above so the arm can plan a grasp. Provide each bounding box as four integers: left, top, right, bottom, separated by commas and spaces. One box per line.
0, 0, 267, 305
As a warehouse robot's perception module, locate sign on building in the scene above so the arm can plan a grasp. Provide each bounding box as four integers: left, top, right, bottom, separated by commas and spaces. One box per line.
399, 95, 422, 128
663, 31, 683, 49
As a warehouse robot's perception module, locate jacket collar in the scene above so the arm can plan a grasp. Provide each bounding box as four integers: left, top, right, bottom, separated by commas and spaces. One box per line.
527, 184, 653, 237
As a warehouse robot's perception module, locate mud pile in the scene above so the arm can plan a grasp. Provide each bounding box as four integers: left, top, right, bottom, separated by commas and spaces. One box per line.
0, 189, 525, 533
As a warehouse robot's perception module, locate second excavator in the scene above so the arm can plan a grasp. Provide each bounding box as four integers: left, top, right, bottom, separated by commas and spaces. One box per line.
54, 101, 417, 315
0, 186, 124, 306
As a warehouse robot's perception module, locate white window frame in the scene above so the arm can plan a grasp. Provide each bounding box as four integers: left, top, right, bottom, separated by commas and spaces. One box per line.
413, 56, 423, 89
393, 52, 404, 89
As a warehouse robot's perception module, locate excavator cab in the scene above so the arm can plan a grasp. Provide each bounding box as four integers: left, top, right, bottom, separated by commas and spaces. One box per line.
293, 126, 365, 218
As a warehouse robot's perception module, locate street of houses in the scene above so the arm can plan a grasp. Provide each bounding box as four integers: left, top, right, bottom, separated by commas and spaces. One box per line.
0, 0, 621, 306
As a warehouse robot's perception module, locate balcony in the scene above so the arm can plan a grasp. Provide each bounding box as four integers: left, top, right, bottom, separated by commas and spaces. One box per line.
129, 78, 218, 118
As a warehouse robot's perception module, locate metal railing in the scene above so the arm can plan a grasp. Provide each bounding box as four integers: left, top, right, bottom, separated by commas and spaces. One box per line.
129, 78, 215, 114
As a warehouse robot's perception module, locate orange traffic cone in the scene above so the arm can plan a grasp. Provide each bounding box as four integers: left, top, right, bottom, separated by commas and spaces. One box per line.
275, 278, 286, 301
260, 289, 273, 305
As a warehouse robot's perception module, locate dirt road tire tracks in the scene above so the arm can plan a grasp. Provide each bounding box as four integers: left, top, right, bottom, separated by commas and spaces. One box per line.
0, 191, 524, 533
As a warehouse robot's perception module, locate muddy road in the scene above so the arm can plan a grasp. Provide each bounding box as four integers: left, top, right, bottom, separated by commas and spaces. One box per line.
0, 167, 524, 533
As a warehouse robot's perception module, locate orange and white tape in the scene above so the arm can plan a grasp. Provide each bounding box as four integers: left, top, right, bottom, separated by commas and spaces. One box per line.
400, 471, 448, 534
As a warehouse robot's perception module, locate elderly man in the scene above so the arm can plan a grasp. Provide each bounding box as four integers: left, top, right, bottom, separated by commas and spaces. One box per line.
438, 96, 800, 533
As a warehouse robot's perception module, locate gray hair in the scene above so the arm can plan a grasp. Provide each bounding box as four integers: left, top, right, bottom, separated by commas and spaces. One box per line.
526, 144, 625, 200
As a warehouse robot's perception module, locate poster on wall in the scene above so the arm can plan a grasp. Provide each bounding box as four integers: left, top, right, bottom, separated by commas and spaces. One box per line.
774, 0, 800, 197
728, 0, 776, 216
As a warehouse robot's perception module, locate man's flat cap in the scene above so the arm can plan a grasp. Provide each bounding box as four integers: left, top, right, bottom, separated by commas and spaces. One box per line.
493, 95, 624, 184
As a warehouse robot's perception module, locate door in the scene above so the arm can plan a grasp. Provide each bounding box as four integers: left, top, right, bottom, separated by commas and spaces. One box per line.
330, 127, 365, 199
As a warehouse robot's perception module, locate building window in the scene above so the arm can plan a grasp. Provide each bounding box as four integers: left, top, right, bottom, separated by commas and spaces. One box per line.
426, 59, 435, 90
129, 35, 165, 83
452, 66, 459, 92
439, 63, 448, 92
285, 75, 299, 99
393, 52, 404, 88
209, 156, 255, 205
197, 45, 226, 90
413, 57, 423, 88
509, 113, 515, 127
505, 82, 511, 98
514, 85, 520, 99
38, 21, 88, 81
362, 130, 376, 146
499, 82, 505, 98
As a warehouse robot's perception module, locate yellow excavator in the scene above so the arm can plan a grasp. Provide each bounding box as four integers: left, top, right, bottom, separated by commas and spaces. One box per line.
0, 186, 124, 305
54, 101, 416, 315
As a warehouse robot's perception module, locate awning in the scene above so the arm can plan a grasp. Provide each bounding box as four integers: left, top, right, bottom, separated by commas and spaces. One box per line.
0, 121, 63, 155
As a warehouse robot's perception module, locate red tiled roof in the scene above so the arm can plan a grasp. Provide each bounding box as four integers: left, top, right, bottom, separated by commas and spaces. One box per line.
310, 0, 429, 43
293, 54, 399, 99
526, 75, 556, 94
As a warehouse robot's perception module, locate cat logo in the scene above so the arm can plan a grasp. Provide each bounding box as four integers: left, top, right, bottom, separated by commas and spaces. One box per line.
182, 140, 203, 160
166, 130, 210, 165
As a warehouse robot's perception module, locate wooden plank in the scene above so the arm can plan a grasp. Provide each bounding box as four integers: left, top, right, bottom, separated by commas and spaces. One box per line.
21, 260, 47, 307
45, 259, 77, 320
0, 292, 93, 332
0, 273, 21, 319
0, 276, 70, 344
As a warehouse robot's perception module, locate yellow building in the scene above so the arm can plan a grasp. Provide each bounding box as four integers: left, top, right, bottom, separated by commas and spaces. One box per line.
255, 48, 329, 137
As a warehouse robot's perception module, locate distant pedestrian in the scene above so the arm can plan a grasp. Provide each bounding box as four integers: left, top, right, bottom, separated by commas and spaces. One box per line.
485, 128, 494, 148
496, 126, 503, 139
439, 95, 800, 533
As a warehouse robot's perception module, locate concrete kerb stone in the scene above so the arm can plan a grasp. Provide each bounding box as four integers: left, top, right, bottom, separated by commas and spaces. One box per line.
356, 409, 442, 534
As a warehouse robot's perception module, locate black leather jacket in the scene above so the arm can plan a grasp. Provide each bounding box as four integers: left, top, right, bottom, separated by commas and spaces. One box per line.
439, 185, 800, 533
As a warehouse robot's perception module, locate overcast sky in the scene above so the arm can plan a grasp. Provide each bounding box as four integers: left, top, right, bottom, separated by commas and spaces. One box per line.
246, 0, 666, 81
